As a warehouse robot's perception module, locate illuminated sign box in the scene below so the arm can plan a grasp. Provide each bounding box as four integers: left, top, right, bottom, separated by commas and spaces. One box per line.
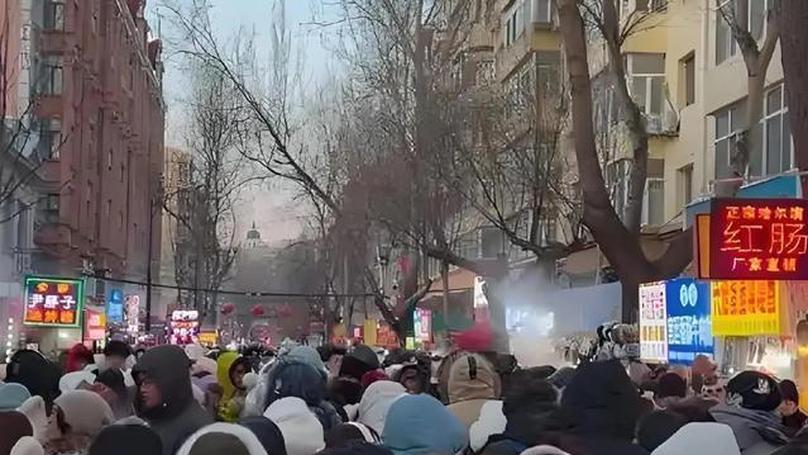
23, 276, 85, 328
709, 198, 808, 280
665, 278, 713, 364
711, 280, 781, 336
639, 281, 668, 363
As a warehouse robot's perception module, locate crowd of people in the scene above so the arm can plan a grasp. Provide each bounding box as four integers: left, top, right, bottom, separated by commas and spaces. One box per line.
2, 339, 808, 455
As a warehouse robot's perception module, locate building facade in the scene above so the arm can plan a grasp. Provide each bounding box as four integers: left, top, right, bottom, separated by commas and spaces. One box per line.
0, 0, 164, 350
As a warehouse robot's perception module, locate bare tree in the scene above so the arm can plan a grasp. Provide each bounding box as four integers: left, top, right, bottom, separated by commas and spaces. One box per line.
777, 1, 808, 179
163, 59, 248, 321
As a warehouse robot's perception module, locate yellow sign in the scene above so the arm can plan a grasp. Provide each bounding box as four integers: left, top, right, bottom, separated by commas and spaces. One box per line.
363, 319, 378, 347
711, 280, 781, 336
198, 331, 218, 347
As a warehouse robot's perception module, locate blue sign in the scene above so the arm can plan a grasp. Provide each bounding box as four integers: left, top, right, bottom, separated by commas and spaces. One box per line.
107, 288, 124, 323
665, 278, 713, 365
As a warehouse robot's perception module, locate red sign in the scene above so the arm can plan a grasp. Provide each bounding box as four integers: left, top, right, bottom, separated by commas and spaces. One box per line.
710, 198, 808, 280
23, 276, 85, 328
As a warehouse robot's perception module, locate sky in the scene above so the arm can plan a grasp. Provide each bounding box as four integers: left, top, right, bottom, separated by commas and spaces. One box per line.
147, 1, 341, 246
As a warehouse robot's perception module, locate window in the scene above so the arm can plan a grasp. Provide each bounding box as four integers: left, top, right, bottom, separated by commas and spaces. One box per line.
39, 119, 62, 159
681, 53, 695, 107
678, 164, 694, 208
44, 194, 59, 223
642, 159, 665, 226
45, 0, 65, 30
627, 53, 665, 116
531, 0, 552, 24
714, 105, 740, 178
42, 57, 63, 95
107, 149, 113, 170
716, 2, 737, 64
503, 1, 525, 46
536, 51, 561, 96
481, 226, 504, 258
762, 84, 792, 176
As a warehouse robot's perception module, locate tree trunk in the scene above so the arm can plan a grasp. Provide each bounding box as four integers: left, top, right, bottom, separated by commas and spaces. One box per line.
779, 1, 808, 189
441, 259, 450, 324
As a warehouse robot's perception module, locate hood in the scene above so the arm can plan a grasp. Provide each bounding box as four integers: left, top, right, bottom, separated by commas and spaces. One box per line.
193, 357, 218, 377
177, 422, 268, 455
88, 423, 163, 455
54, 390, 114, 437
468, 400, 506, 452
0, 382, 31, 411
58, 370, 96, 393
132, 345, 194, 421
5, 350, 61, 410
710, 402, 789, 450
264, 397, 325, 455
17, 396, 47, 444
265, 359, 327, 409
217, 352, 240, 399
448, 354, 500, 403
325, 422, 381, 448
651, 422, 740, 455
286, 346, 328, 378
383, 394, 467, 455
357, 380, 406, 434
0, 410, 33, 455
339, 345, 380, 381
66, 344, 95, 373
10, 436, 43, 455
240, 416, 287, 455
560, 360, 641, 442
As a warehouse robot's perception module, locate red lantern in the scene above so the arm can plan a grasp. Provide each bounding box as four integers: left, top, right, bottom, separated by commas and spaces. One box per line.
220, 302, 235, 315
251, 305, 265, 317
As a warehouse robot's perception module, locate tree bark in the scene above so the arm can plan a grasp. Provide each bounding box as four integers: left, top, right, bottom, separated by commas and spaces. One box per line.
779, 1, 808, 185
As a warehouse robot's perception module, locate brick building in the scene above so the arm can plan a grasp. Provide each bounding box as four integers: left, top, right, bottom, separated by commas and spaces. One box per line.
0, 0, 164, 349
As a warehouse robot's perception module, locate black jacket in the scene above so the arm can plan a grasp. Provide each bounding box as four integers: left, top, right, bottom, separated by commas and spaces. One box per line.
132, 346, 213, 455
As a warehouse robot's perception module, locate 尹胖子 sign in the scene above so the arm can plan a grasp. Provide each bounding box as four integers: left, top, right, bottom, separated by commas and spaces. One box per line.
23, 276, 85, 328
710, 198, 808, 280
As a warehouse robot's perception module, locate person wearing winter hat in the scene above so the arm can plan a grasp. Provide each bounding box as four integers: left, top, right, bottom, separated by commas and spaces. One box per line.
287, 346, 329, 379
360, 370, 389, 389
0, 410, 34, 455
468, 400, 507, 453
339, 345, 381, 382
58, 371, 96, 394
654, 373, 687, 409
216, 352, 251, 422
651, 422, 740, 455
65, 344, 94, 373
710, 370, 788, 454
635, 410, 687, 452
264, 397, 326, 455
446, 353, 502, 429
88, 424, 162, 455
559, 360, 647, 455
263, 359, 342, 432
5, 350, 62, 413
177, 422, 268, 455
10, 436, 44, 455
382, 394, 467, 455
0, 383, 31, 411
316, 442, 393, 455
779, 379, 807, 434
131, 345, 213, 455
355, 380, 406, 435
240, 416, 287, 455
325, 422, 381, 448
45, 390, 114, 455
17, 396, 48, 444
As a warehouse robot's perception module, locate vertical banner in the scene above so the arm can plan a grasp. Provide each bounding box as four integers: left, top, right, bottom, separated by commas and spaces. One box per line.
665, 278, 713, 364
639, 282, 668, 363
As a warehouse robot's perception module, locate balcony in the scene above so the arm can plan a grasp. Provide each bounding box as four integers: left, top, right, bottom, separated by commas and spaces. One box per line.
37, 29, 71, 55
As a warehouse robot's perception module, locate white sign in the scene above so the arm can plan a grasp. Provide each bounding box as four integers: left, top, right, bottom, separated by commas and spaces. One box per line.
639, 282, 668, 363
473, 276, 488, 308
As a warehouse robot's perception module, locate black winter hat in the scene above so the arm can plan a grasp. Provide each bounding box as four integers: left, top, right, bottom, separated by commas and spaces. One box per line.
727, 370, 782, 411
103, 340, 132, 359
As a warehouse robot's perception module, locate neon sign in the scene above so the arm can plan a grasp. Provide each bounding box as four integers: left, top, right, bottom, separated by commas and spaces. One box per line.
23, 276, 84, 328
709, 198, 808, 280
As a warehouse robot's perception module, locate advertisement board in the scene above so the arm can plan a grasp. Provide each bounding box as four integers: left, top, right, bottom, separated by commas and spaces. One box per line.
711, 280, 780, 336
665, 278, 713, 364
85, 309, 107, 340
413, 308, 432, 342
639, 282, 667, 363
710, 198, 808, 280
107, 289, 123, 323
125, 295, 140, 336
168, 310, 199, 345
23, 276, 84, 328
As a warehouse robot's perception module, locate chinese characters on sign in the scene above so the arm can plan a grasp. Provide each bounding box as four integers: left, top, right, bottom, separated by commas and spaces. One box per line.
711, 280, 780, 336
23, 276, 85, 328
710, 198, 808, 280
665, 278, 713, 364
639, 282, 668, 363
